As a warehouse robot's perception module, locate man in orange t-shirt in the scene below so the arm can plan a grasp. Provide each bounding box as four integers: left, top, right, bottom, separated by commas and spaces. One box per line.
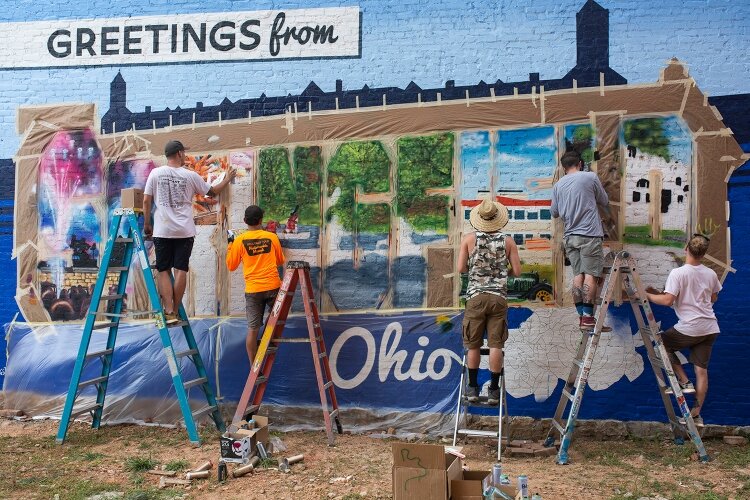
227, 205, 286, 364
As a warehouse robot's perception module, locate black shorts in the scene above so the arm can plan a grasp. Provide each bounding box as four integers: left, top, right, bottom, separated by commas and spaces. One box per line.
245, 288, 279, 329
153, 237, 194, 272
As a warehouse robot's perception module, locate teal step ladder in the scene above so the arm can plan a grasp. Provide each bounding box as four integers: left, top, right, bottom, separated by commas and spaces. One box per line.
56, 208, 225, 445
543, 250, 709, 464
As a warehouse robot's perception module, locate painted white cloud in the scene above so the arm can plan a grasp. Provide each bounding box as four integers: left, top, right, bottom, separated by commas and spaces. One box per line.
460, 132, 490, 150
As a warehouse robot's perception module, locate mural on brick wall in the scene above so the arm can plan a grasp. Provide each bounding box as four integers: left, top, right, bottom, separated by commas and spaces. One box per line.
3, 0, 750, 425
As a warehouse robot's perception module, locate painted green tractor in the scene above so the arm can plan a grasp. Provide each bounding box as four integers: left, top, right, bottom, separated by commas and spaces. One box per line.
507, 271, 554, 302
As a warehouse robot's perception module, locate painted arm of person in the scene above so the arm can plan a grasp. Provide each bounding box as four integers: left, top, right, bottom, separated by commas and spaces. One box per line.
505, 236, 522, 277
143, 194, 153, 238
226, 238, 242, 272
206, 167, 237, 197
457, 234, 472, 273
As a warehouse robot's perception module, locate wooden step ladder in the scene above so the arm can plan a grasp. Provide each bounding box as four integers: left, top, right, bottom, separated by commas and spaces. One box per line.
229, 261, 343, 445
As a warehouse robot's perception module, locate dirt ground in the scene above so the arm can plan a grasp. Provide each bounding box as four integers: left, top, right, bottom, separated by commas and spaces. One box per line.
0, 418, 749, 500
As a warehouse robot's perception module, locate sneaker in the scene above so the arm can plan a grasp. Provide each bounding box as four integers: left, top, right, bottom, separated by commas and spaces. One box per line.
487, 388, 500, 406
465, 385, 479, 402
579, 315, 612, 332
665, 380, 696, 395
679, 414, 704, 427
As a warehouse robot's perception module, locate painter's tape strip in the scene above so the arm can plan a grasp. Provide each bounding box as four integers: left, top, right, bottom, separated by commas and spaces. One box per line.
164, 347, 179, 377
703, 254, 736, 273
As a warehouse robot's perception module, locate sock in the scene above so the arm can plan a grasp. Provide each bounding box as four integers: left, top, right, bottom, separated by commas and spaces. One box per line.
582, 303, 594, 317
490, 371, 501, 390
575, 302, 584, 316
468, 368, 479, 388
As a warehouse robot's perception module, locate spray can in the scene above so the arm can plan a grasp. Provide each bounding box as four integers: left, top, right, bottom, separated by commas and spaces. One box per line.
186, 470, 210, 480
492, 463, 503, 487
257, 442, 268, 460
193, 460, 213, 472
217, 460, 228, 482
517, 475, 529, 499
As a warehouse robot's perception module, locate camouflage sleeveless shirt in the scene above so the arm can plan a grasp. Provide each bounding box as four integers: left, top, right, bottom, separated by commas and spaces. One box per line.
466, 231, 508, 300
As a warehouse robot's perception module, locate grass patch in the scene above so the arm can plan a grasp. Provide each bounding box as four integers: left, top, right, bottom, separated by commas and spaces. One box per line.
258, 457, 279, 469
124, 456, 158, 472
716, 446, 750, 469
81, 451, 105, 461
165, 459, 190, 471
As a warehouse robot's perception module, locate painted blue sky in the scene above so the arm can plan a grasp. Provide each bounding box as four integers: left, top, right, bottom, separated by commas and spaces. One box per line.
496, 127, 556, 200
0, 0, 749, 157
460, 131, 491, 200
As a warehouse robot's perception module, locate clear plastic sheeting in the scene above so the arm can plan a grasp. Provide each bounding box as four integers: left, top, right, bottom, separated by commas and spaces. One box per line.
2, 312, 468, 435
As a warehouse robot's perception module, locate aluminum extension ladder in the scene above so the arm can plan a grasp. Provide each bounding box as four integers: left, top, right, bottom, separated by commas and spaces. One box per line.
56, 208, 225, 445
229, 261, 343, 446
452, 347, 510, 461
544, 250, 709, 464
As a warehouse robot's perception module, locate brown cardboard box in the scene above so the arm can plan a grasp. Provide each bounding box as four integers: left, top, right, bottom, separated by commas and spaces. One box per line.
120, 188, 143, 209
236, 415, 269, 455
452, 470, 519, 500
391, 443, 462, 500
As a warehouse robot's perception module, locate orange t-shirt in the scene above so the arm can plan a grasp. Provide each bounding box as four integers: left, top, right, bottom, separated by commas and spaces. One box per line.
226, 229, 285, 293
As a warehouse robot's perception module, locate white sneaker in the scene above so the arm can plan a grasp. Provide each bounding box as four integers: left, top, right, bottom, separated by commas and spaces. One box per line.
665, 380, 696, 394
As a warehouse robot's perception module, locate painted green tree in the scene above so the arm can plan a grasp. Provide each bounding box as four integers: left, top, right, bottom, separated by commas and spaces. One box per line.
326, 141, 391, 233
397, 133, 454, 232
564, 125, 594, 163
624, 118, 671, 162
257, 146, 321, 225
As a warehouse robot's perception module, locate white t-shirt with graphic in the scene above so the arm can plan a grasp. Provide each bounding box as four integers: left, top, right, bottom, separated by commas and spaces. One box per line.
144, 166, 211, 238
664, 263, 722, 337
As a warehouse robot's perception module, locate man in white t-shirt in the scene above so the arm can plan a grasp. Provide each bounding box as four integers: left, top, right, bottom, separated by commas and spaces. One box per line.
144, 140, 236, 318
646, 234, 722, 426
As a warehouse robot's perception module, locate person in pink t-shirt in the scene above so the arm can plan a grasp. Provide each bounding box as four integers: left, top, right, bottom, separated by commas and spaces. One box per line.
646, 234, 722, 426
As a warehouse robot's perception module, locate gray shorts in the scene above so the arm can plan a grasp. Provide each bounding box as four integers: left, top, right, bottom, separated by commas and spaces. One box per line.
564, 235, 604, 277
245, 289, 279, 329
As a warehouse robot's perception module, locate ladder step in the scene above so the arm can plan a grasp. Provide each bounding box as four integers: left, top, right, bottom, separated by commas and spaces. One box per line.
551, 420, 566, 435
165, 320, 189, 328
457, 429, 498, 438
319, 352, 327, 359
85, 348, 114, 361
107, 266, 129, 272
330, 409, 339, 419
648, 355, 665, 369
175, 348, 198, 359
266, 346, 279, 354
323, 381, 333, 390
243, 404, 260, 416
562, 388, 576, 402
100, 294, 124, 301
190, 405, 217, 420
273, 338, 312, 343
78, 376, 108, 389
71, 403, 102, 419
572, 359, 584, 369
254, 376, 268, 386
93, 322, 117, 330
183, 377, 208, 390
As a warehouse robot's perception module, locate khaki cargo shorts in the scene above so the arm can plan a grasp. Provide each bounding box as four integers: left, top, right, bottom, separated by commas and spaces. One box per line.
462, 293, 509, 349
662, 328, 718, 369
564, 234, 604, 277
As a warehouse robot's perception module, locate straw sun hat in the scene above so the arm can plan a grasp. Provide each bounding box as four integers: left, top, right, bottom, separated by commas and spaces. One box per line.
469, 198, 509, 232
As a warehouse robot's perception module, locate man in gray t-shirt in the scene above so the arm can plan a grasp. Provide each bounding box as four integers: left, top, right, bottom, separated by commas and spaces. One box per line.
551, 151, 610, 329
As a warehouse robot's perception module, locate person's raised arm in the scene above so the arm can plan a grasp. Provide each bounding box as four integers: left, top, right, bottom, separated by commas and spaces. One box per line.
505, 236, 522, 277
594, 175, 609, 208
206, 168, 237, 197
143, 195, 153, 238
226, 238, 242, 272
457, 235, 470, 273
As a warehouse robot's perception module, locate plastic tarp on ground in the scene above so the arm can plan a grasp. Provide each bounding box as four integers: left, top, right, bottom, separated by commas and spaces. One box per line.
3, 311, 479, 435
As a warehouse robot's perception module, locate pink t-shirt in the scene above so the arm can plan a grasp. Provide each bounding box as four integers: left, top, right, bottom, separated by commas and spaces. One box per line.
664, 263, 722, 337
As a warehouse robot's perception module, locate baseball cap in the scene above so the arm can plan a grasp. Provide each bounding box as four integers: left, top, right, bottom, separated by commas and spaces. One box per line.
164, 140, 188, 157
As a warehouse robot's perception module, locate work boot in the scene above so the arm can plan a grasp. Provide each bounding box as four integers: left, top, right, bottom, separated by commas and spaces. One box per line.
465, 385, 479, 402
487, 388, 500, 406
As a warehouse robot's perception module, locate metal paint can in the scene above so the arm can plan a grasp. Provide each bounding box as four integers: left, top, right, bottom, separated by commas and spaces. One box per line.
217, 460, 228, 482
492, 463, 503, 487
257, 442, 268, 460
517, 475, 529, 499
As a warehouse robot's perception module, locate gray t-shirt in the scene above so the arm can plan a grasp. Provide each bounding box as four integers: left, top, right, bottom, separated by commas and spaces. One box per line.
550, 171, 609, 237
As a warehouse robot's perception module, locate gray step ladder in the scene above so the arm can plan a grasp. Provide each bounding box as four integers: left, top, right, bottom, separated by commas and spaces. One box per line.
544, 250, 709, 464
452, 347, 509, 461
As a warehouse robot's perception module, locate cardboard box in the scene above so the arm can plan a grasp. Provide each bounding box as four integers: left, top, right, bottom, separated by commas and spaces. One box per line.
452, 470, 519, 500
392, 443, 462, 500
120, 188, 143, 209
220, 415, 270, 464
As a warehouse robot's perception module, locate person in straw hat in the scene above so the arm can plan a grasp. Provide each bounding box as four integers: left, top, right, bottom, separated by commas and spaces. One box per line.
458, 198, 521, 404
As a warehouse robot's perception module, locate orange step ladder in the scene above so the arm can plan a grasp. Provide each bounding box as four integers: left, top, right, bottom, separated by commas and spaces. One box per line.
229, 261, 343, 445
